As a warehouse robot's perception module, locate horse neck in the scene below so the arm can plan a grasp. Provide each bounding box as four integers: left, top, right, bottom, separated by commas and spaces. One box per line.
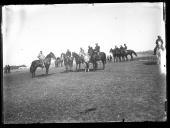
73, 53, 78, 60
45, 55, 52, 63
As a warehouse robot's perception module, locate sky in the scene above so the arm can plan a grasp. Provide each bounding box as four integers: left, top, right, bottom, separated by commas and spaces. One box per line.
2, 3, 165, 67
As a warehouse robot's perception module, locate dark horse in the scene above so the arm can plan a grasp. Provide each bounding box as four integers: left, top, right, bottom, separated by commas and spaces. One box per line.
72, 52, 84, 71
122, 49, 137, 61
110, 48, 137, 62
110, 48, 122, 62
55, 57, 63, 67
88, 47, 106, 71
4, 65, 10, 73
62, 53, 74, 72
30, 52, 57, 78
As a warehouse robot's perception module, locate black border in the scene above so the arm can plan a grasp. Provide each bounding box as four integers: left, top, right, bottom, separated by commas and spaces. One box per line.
0, 1, 168, 128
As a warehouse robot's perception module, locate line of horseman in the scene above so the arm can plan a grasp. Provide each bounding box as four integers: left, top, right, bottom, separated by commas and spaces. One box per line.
38, 42, 128, 68
30, 35, 165, 77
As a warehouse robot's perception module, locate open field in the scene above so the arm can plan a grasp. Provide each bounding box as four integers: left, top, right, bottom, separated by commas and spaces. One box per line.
3, 54, 166, 123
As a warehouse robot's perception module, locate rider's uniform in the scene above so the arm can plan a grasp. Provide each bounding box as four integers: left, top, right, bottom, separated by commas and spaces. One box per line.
66, 50, 71, 61
94, 45, 100, 55
124, 45, 127, 50
79, 49, 85, 58
38, 52, 45, 67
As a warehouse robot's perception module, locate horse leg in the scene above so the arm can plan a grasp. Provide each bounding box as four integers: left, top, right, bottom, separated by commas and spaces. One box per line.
119, 57, 121, 62
126, 55, 128, 61
79, 63, 81, 70
131, 54, 133, 61
85, 63, 87, 72
103, 61, 105, 70
66, 66, 68, 72
46, 67, 48, 75
93, 63, 95, 71
32, 71, 35, 78
76, 64, 77, 71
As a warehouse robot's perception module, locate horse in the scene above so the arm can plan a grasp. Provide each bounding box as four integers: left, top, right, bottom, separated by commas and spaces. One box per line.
84, 54, 90, 72
124, 49, 137, 61
55, 57, 63, 67
4, 65, 8, 73
155, 45, 165, 65
72, 52, 85, 71
119, 48, 127, 61
107, 55, 112, 62
4, 65, 10, 73
110, 48, 122, 62
88, 47, 106, 71
30, 52, 57, 78
62, 53, 74, 72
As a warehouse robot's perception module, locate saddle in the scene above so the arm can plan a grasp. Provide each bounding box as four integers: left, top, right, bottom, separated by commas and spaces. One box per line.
39, 59, 45, 67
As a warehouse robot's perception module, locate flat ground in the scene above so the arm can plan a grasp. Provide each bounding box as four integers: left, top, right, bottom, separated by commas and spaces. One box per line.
3, 54, 166, 123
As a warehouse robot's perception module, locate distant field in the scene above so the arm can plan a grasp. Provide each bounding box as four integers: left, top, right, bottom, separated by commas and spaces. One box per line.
3, 54, 166, 123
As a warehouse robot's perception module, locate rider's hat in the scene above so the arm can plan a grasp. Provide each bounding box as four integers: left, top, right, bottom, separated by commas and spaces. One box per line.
158, 35, 161, 38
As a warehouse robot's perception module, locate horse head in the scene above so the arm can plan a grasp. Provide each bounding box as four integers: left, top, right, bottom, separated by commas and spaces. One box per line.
88, 47, 94, 56
110, 48, 113, 53
47, 52, 57, 60
72, 52, 76, 58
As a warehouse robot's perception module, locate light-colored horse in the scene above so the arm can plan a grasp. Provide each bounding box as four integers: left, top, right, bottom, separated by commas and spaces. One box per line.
84, 53, 90, 72
156, 44, 166, 74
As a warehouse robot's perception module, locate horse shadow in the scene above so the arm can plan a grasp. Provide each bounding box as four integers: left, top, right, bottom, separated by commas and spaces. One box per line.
143, 61, 157, 65
34, 73, 56, 78
60, 68, 104, 73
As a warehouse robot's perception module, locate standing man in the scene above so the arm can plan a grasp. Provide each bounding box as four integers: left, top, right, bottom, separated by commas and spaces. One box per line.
37, 51, 45, 68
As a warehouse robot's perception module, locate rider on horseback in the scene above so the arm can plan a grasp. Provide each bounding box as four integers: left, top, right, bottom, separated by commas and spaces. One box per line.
153, 35, 164, 55
120, 45, 124, 50
37, 51, 45, 68
66, 49, 72, 61
66, 49, 71, 57
94, 43, 100, 55
124, 44, 127, 50
79, 47, 85, 59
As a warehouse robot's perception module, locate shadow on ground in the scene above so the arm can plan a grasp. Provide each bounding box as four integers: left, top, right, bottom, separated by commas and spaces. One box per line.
60, 68, 104, 73
34, 73, 57, 78
143, 61, 157, 65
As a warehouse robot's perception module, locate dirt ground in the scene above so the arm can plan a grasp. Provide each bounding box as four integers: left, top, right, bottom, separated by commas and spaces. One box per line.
3, 55, 166, 123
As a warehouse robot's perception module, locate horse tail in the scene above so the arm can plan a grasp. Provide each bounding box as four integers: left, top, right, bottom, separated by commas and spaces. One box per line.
132, 50, 137, 56
103, 53, 107, 64
30, 63, 34, 73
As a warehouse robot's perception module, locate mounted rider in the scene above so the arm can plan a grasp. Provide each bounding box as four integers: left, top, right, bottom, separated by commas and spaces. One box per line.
153, 35, 164, 55
37, 51, 45, 68
119, 45, 124, 50
66, 49, 72, 61
124, 44, 127, 50
66, 49, 71, 57
79, 47, 85, 59
94, 43, 100, 55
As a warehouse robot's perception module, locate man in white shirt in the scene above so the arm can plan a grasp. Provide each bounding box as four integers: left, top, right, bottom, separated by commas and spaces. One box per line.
37, 51, 45, 68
